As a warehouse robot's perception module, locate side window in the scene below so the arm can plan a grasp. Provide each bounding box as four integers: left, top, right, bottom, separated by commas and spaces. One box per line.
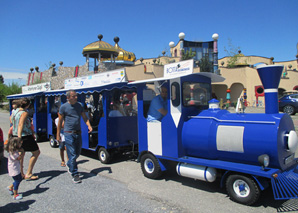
143, 86, 156, 118
171, 82, 180, 107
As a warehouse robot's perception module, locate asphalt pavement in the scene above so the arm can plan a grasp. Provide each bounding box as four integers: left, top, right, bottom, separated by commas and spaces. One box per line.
1, 108, 298, 212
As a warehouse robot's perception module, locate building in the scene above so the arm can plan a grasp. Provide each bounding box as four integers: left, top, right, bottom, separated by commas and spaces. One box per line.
26, 32, 298, 107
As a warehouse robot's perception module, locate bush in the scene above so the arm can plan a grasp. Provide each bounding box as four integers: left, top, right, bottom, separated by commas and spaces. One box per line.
0, 82, 22, 103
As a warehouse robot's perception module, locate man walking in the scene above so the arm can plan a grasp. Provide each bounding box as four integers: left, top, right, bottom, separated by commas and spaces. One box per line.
57, 90, 92, 183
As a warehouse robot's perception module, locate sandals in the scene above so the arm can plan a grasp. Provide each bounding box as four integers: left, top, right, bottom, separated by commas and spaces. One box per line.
24, 174, 39, 181
61, 162, 66, 167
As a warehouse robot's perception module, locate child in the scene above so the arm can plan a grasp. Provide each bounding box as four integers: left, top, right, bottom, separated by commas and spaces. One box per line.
5, 137, 24, 200
55, 113, 68, 167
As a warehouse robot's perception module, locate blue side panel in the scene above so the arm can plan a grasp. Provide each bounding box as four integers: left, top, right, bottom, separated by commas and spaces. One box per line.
47, 113, 53, 138
137, 85, 148, 153
161, 114, 179, 158
107, 116, 138, 147
33, 97, 38, 132
36, 112, 47, 134
81, 117, 89, 149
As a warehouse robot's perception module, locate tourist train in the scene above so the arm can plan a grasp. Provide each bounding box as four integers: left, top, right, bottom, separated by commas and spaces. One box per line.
7, 62, 298, 205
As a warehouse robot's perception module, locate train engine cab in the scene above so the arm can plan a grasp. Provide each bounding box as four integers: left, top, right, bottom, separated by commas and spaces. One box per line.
134, 64, 298, 205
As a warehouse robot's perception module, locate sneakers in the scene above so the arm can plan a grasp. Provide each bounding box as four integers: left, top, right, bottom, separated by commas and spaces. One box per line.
7, 187, 13, 196
13, 194, 23, 200
72, 175, 81, 184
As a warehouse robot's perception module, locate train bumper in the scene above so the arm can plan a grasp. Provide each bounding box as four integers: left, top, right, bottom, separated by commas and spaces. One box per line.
271, 165, 298, 200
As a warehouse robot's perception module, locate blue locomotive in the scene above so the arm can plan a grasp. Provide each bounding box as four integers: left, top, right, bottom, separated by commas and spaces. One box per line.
133, 64, 298, 205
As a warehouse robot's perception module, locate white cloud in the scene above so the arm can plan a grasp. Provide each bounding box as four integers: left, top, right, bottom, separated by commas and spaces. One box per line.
0, 71, 28, 80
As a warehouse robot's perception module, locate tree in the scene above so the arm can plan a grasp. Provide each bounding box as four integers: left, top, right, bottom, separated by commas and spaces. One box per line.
0, 75, 4, 84
199, 56, 213, 72
224, 39, 241, 68
181, 48, 196, 60
0, 82, 22, 103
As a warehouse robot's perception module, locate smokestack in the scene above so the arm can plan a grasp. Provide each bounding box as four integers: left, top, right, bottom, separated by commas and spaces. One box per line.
256, 64, 284, 114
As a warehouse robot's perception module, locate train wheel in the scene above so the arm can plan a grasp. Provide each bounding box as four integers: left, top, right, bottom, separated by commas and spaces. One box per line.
49, 136, 58, 148
283, 105, 295, 115
140, 153, 162, 179
226, 174, 260, 205
98, 147, 110, 164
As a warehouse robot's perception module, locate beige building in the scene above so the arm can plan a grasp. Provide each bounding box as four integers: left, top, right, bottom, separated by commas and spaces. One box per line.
27, 33, 298, 107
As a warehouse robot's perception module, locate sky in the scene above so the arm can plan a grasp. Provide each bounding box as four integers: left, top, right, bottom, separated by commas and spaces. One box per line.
0, 0, 297, 86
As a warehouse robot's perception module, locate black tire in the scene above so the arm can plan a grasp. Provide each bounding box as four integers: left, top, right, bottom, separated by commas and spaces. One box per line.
98, 147, 110, 164
140, 153, 162, 179
226, 174, 260, 205
49, 136, 58, 148
283, 105, 296, 115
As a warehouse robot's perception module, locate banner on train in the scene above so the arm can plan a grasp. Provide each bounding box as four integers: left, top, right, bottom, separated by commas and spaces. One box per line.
164, 59, 193, 78
22, 82, 51, 94
65, 68, 126, 89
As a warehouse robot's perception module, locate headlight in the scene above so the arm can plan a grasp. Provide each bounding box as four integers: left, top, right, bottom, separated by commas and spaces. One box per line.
286, 131, 298, 153
258, 154, 270, 169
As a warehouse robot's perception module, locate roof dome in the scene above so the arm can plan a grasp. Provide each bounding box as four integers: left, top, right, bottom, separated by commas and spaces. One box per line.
82, 40, 119, 58
114, 37, 136, 62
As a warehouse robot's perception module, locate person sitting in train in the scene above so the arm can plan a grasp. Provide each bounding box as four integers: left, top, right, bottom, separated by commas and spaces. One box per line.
84, 104, 93, 123
109, 101, 124, 117
147, 86, 168, 122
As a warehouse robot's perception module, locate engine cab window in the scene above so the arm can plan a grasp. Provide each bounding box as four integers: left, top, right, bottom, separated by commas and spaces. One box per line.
171, 82, 180, 107
183, 82, 211, 107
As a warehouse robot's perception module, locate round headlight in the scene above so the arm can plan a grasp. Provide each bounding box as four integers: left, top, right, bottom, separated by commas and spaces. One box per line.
286, 131, 298, 153
258, 154, 270, 168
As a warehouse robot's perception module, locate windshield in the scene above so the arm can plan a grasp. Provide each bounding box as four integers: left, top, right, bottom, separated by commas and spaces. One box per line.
182, 82, 211, 107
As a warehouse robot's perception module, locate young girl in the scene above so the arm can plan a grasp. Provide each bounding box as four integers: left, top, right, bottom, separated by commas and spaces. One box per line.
5, 137, 24, 200
55, 113, 68, 167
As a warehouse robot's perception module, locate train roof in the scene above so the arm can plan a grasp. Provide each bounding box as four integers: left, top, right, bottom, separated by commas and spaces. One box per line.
6, 91, 44, 99
44, 81, 136, 96
129, 72, 225, 85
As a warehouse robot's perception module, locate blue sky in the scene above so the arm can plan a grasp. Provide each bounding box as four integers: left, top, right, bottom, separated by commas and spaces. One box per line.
0, 0, 297, 85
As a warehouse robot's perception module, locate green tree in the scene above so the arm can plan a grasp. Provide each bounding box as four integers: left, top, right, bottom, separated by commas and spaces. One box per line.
0, 82, 22, 103
0, 75, 4, 84
199, 56, 213, 72
181, 48, 196, 60
224, 39, 241, 68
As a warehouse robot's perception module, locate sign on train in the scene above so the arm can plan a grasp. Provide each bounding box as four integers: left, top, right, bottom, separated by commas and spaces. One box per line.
164, 59, 193, 78
65, 68, 126, 89
22, 82, 51, 94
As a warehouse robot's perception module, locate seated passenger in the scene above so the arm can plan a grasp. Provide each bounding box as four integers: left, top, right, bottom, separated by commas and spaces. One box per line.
109, 102, 124, 117
147, 86, 168, 122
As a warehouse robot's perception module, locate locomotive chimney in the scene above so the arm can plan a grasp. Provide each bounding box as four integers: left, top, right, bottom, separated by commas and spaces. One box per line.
256, 64, 284, 114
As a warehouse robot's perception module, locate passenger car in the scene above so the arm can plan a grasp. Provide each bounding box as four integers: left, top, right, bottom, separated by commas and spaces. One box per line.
279, 93, 298, 115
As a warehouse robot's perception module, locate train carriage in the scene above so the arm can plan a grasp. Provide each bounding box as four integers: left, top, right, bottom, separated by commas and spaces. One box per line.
7, 91, 48, 141
44, 82, 138, 163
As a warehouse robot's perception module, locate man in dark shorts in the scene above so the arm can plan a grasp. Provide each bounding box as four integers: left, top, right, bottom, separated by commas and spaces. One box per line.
56, 90, 92, 183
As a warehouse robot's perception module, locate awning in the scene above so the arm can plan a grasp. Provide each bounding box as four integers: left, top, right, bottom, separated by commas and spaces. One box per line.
6, 91, 44, 99
44, 82, 136, 97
